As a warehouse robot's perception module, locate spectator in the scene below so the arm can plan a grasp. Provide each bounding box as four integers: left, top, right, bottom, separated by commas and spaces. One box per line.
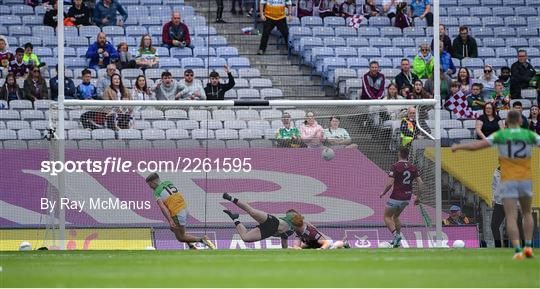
383, 83, 406, 120
324, 116, 358, 149
93, 0, 128, 27
50, 66, 76, 100
275, 112, 302, 148
86, 32, 119, 70
498, 66, 511, 92
0, 35, 14, 75
23, 43, 42, 68
0, 73, 24, 102
162, 12, 193, 49
361, 61, 385, 99
318, 0, 337, 18
424, 68, 453, 100
457, 67, 473, 95
467, 83, 485, 111
452, 26, 478, 60
511, 101, 530, 130
409, 0, 432, 27
444, 81, 461, 110
297, 0, 315, 18
431, 24, 453, 56
300, 111, 324, 147
43, 0, 63, 28
362, 0, 379, 19
510, 49, 536, 99
410, 79, 432, 99
151, 71, 187, 100
76, 69, 99, 100
116, 42, 137, 70
395, 58, 419, 91
439, 42, 455, 76
205, 66, 235, 100
475, 102, 502, 140
67, 0, 92, 27
103, 73, 130, 101
215, 0, 226, 23
257, 0, 292, 55
339, 0, 356, 18
399, 84, 412, 99
8, 48, 29, 79
26, 0, 50, 7
178, 69, 206, 100
442, 205, 471, 226
412, 43, 433, 79
382, 0, 405, 21
490, 80, 510, 111
394, 1, 411, 29
135, 35, 159, 69
23, 67, 49, 101
528, 105, 540, 134
400, 106, 418, 147
97, 63, 117, 96
231, 0, 244, 15
131, 75, 155, 101
476, 64, 497, 91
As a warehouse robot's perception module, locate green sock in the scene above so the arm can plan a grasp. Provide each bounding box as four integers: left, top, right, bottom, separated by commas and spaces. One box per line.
525, 240, 532, 247
515, 246, 522, 253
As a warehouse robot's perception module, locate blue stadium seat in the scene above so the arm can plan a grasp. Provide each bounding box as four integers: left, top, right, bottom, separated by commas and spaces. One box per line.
170, 47, 192, 58
19, 36, 42, 46
54, 47, 76, 57
324, 16, 345, 27
208, 36, 228, 47
504, 16, 528, 27
392, 37, 415, 47
228, 57, 250, 69
66, 36, 90, 47
193, 47, 215, 57
369, 37, 392, 47
301, 16, 323, 27
503, 0, 524, 6
403, 27, 425, 37
0, 5, 11, 14
505, 37, 529, 48
312, 26, 334, 37
368, 16, 390, 26
207, 57, 227, 69
358, 47, 380, 57
346, 38, 369, 48
194, 26, 217, 37
381, 47, 404, 58
461, 58, 484, 69
526, 16, 540, 28
180, 57, 204, 69
446, 7, 469, 16
347, 58, 369, 70
323, 37, 346, 48
306, 47, 332, 65
190, 37, 206, 48
127, 6, 149, 18
492, 7, 514, 16
515, 6, 538, 16
334, 27, 357, 37
459, 16, 482, 27
34, 47, 52, 58
529, 38, 540, 48
65, 57, 88, 68
126, 26, 148, 37
369, 57, 393, 68
471, 27, 493, 38
335, 47, 358, 59
139, 16, 163, 26
216, 47, 239, 58
494, 27, 516, 38
0, 15, 21, 26
149, 6, 172, 17
483, 37, 506, 47
478, 47, 495, 58
496, 47, 517, 58
469, 7, 492, 16
380, 27, 402, 37
517, 27, 539, 37
522, 47, 540, 58
9, 26, 31, 36
160, 57, 181, 68
11, 4, 34, 15
357, 27, 380, 37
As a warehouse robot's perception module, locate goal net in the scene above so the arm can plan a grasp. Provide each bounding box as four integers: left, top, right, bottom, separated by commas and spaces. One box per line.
1, 100, 478, 250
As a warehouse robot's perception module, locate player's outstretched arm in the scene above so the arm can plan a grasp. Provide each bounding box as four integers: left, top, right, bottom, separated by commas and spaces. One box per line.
319, 240, 331, 250
157, 199, 175, 227
379, 177, 394, 198
451, 139, 490, 152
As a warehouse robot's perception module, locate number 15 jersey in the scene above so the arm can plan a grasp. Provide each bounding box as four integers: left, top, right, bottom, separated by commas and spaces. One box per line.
487, 128, 540, 182
389, 161, 419, 201
153, 181, 187, 216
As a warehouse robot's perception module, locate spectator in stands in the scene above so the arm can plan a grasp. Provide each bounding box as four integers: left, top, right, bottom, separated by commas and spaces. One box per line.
457, 67, 473, 95
43, 0, 63, 28
135, 35, 159, 69
424, 68, 452, 100
452, 26, 478, 60
361, 61, 385, 99
215, 0, 226, 23
412, 43, 433, 79
103, 73, 130, 101
67, 0, 92, 27
338, 0, 356, 18
385, 83, 404, 100
498, 66, 511, 92
318, 0, 338, 18
395, 58, 419, 91
467, 83, 485, 111
382, 0, 405, 21
511, 101, 529, 130
442, 205, 470, 226
26, 0, 50, 7
86, 32, 119, 70
257, 0, 292, 55
383, 83, 406, 120
409, 0, 432, 27
510, 49, 536, 99
23, 67, 49, 102
23, 43, 42, 69
393, 1, 411, 29
490, 80, 510, 111
300, 111, 324, 147
163, 12, 193, 49
9, 48, 29, 80
324, 116, 358, 149
439, 42, 455, 76
476, 64, 496, 91
50, 66, 76, 100
475, 102, 502, 140
97, 63, 117, 96
0, 35, 14, 75
399, 106, 418, 147
76, 69, 99, 100
434, 24, 453, 56
444, 81, 461, 110
131, 75, 155, 101
399, 84, 412, 99
178, 69, 206, 100
362, 0, 380, 19
231, 0, 244, 15
276, 112, 302, 148
116, 42, 136, 70
0, 73, 24, 102
297, 0, 315, 18
528, 105, 540, 134
410, 79, 432, 99
152, 71, 187, 100
93, 0, 128, 27
205, 65, 235, 100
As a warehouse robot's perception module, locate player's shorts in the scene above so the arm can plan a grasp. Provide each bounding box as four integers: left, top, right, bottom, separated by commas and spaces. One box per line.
499, 180, 533, 199
171, 208, 189, 227
386, 198, 410, 210
257, 214, 280, 239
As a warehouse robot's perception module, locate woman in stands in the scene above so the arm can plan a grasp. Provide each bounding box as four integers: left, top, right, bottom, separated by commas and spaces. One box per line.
529, 105, 540, 134
0, 73, 24, 103
362, 0, 379, 19
324, 116, 358, 149
135, 35, 159, 69
477, 64, 497, 91
116, 42, 137, 70
103, 73, 131, 130
412, 43, 433, 79
131, 75, 155, 101
300, 111, 324, 147
23, 67, 48, 102
475, 102, 503, 140
457, 67, 473, 95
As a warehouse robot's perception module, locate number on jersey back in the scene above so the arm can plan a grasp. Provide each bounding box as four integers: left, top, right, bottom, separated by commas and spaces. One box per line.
389, 161, 419, 201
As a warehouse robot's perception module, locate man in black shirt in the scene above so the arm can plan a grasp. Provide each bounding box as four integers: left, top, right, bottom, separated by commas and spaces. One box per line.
204, 65, 235, 100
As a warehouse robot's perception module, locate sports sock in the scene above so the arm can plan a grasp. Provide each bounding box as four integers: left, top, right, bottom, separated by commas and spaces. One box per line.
525, 240, 532, 247
515, 245, 522, 253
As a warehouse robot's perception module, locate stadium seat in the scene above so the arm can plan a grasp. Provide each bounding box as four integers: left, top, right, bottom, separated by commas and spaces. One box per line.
200, 120, 224, 130
250, 139, 273, 148
68, 129, 92, 140
192, 129, 215, 140
215, 129, 239, 140
3, 140, 28, 149
128, 140, 153, 149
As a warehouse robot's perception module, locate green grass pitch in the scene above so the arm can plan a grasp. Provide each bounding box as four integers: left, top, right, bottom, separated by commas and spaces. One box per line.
1, 249, 539, 287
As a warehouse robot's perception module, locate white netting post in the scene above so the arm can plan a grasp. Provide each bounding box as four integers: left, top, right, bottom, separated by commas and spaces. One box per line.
433, 0, 443, 248
56, 0, 66, 250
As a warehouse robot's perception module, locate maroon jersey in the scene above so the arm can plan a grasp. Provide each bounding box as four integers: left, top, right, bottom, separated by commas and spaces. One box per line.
389, 161, 418, 201
298, 223, 325, 248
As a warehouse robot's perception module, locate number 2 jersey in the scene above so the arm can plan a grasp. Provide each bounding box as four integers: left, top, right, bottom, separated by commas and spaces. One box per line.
153, 181, 187, 216
487, 128, 540, 182
389, 161, 419, 201
297, 223, 326, 248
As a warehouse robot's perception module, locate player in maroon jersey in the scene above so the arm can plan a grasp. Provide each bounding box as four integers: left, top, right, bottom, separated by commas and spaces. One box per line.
286, 209, 349, 249
379, 147, 424, 247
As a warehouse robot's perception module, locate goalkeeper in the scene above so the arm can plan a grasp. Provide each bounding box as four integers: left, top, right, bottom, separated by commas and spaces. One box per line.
146, 173, 216, 250
286, 209, 349, 250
